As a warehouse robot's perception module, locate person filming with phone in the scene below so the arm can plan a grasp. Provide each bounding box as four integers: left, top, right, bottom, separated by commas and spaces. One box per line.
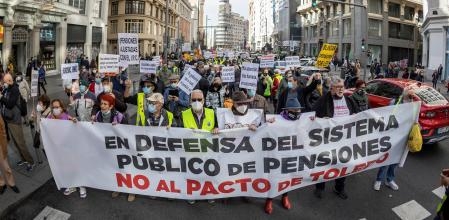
163, 74, 189, 126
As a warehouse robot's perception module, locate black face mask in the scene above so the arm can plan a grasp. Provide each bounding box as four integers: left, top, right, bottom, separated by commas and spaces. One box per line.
357, 89, 366, 95
287, 111, 301, 120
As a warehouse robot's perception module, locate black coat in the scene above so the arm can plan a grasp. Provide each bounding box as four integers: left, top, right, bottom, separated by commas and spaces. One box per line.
312, 91, 359, 118
276, 79, 318, 114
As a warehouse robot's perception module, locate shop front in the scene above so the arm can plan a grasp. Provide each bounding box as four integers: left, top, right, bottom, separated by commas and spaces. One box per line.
92, 26, 102, 61
40, 22, 56, 71
67, 24, 86, 63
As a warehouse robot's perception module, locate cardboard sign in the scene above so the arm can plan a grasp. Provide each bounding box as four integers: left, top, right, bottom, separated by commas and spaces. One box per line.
140, 60, 159, 74
178, 68, 202, 95
182, 43, 191, 52
316, 44, 337, 68
99, 54, 120, 74
60, 63, 79, 80
31, 70, 39, 97
118, 33, 139, 66
221, 66, 235, 83
285, 56, 301, 68
260, 56, 275, 69
239, 62, 259, 90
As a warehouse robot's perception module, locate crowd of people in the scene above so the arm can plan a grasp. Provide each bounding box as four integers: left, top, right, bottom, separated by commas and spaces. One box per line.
0, 53, 446, 217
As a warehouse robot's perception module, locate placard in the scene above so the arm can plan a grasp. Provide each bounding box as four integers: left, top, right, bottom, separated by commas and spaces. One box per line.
60, 63, 79, 80
221, 66, 235, 83
182, 43, 191, 52
31, 70, 39, 97
285, 56, 301, 68
140, 60, 159, 74
99, 54, 120, 74
316, 44, 337, 68
118, 33, 139, 66
239, 62, 259, 90
260, 55, 275, 69
178, 68, 202, 95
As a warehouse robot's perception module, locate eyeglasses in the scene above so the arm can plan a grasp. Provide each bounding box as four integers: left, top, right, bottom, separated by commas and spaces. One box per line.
333, 85, 345, 89
191, 99, 203, 102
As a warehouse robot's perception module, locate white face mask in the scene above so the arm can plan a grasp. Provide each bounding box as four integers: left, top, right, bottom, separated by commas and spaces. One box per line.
36, 104, 43, 112
191, 101, 203, 112
236, 105, 248, 114
103, 85, 112, 93
52, 108, 62, 116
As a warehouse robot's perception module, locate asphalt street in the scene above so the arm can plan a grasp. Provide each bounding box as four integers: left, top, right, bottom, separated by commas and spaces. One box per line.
1, 71, 448, 220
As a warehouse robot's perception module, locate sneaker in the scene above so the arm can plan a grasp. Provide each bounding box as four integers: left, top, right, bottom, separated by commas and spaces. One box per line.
16, 161, 26, 166
26, 163, 35, 172
187, 200, 196, 205
313, 189, 323, 199
208, 199, 215, 204
63, 187, 77, 196
111, 191, 120, 198
79, 187, 87, 199
127, 194, 136, 202
386, 181, 399, 190
333, 188, 348, 200
373, 181, 382, 191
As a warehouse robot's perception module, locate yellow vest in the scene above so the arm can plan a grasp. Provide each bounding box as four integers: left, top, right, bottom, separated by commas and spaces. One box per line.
136, 93, 146, 126
166, 111, 174, 126
182, 108, 215, 132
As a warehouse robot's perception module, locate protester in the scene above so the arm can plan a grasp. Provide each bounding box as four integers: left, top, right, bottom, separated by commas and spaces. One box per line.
0, 74, 35, 171
30, 94, 52, 159
259, 69, 273, 102
163, 75, 189, 125
305, 72, 326, 111
88, 73, 104, 98
91, 77, 127, 119
93, 94, 127, 125
436, 169, 449, 220
276, 73, 320, 113
194, 61, 210, 97
433, 70, 439, 89
0, 114, 19, 194
72, 80, 96, 122
205, 77, 225, 110
38, 61, 47, 95
16, 73, 31, 125
271, 69, 283, 108
245, 88, 269, 114
350, 80, 369, 111
277, 70, 292, 102
312, 76, 359, 199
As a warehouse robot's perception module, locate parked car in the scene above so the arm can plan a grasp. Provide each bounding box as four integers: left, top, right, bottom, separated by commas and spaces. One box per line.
345, 78, 449, 144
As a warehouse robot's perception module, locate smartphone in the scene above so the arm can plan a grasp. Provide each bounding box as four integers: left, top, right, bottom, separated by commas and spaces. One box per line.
169, 89, 179, 97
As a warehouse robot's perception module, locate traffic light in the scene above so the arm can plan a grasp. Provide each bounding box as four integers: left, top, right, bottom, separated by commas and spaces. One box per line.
361, 38, 366, 51
312, 0, 318, 8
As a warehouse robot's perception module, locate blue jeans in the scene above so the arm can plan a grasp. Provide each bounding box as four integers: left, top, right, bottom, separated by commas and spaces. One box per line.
376, 164, 397, 182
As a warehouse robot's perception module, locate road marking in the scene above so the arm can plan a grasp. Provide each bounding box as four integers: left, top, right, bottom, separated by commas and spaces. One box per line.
392, 200, 431, 220
432, 186, 446, 199
34, 206, 70, 220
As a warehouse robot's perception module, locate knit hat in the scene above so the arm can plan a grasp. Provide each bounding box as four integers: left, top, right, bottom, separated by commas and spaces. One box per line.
283, 98, 303, 110
232, 91, 251, 104
100, 93, 116, 107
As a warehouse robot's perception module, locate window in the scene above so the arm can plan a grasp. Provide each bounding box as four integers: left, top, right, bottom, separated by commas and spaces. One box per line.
404, 6, 415, 20
388, 2, 400, 18
93, 0, 102, 18
148, 21, 152, 34
368, 0, 382, 14
333, 20, 339, 36
343, 19, 351, 36
125, 19, 144, 33
69, 0, 86, 14
125, 0, 145, 14
333, 3, 338, 17
389, 22, 414, 40
110, 20, 117, 34
111, 1, 118, 15
365, 81, 380, 94
373, 82, 403, 100
369, 19, 382, 37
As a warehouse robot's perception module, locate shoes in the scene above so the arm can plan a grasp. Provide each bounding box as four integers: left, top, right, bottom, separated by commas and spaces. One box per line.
208, 199, 215, 204
333, 188, 348, 200
63, 187, 76, 196
386, 181, 399, 190
127, 194, 136, 202
10, 186, 20, 194
16, 161, 26, 166
373, 181, 382, 191
0, 185, 6, 194
313, 189, 323, 199
111, 191, 120, 198
281, 195, 291, 210
79, 187, 87, 199
264, 199, 273, 215
187, 200, 196, 205
26, 163, 35, 172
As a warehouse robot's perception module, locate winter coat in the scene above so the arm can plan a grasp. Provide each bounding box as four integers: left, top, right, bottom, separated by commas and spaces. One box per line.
312, 91, 359, 118
0, 83, 22, 124
18, 80, 31, 102
350, 89, 369, 111
276, 79, 318, 114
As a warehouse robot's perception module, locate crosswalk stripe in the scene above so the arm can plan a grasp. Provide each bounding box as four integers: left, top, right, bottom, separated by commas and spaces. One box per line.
33, 206, 71, 220
392, 200, 431, 220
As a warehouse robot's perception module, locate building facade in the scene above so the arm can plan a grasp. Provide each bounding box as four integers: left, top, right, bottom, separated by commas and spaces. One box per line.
248, 0, 276, 51
107, 0, 187, 57
215, 0, 248, 50
273, 0, 301, 53
0, 0, 108, 75
422, 0, 449, 79
178, 0, 193, 51
297, 0, 423, 66
189, 0, 204, 49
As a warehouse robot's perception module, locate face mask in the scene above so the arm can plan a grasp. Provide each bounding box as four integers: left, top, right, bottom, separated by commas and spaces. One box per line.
16, 77, 22, 82
95, 78, 101, 84
142, 87, 152, 95
101, 109, 111, 116
36, 104, 43, 112
287, 111, 301, 120
92, 70, 97, 73
79, 85, 87, 93
247, 89, 255, 97
103, 85, 112, 93
3, 83, 8, 89
236, 105, 248, 114
287, 82, 293, 89
191, 101, 203, 112
171, 83, 177, 88
52, 108, 62, 116
147, 103, 156, 113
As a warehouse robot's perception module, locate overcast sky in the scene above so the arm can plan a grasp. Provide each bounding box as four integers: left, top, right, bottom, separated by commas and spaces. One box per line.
203, 0, 249, 26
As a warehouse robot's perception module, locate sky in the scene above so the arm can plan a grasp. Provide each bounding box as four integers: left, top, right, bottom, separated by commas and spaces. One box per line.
203, 0, 249, 26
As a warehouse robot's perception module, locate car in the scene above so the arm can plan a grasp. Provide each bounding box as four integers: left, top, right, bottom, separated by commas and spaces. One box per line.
345, 78, 449, 144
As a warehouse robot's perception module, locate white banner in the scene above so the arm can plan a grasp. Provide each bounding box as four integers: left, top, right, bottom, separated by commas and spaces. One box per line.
204, 51, 213, 59
178, 68, 202, 95
286, 56, 301, 68
260, 56, 275, 69
182, 43, 191, 52
31, 70, 39, 97
239, 62, 260, 90
221, 66, 235, 83
118, 33, 139, 66
99, 54, 120, 73
140, 60, 158, 74
60, 63, 79, 80
41, 103, 419, 200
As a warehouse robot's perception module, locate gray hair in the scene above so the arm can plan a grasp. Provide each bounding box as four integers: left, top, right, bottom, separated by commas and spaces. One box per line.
190, 89, 204, 100
329, 76, 344, 88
